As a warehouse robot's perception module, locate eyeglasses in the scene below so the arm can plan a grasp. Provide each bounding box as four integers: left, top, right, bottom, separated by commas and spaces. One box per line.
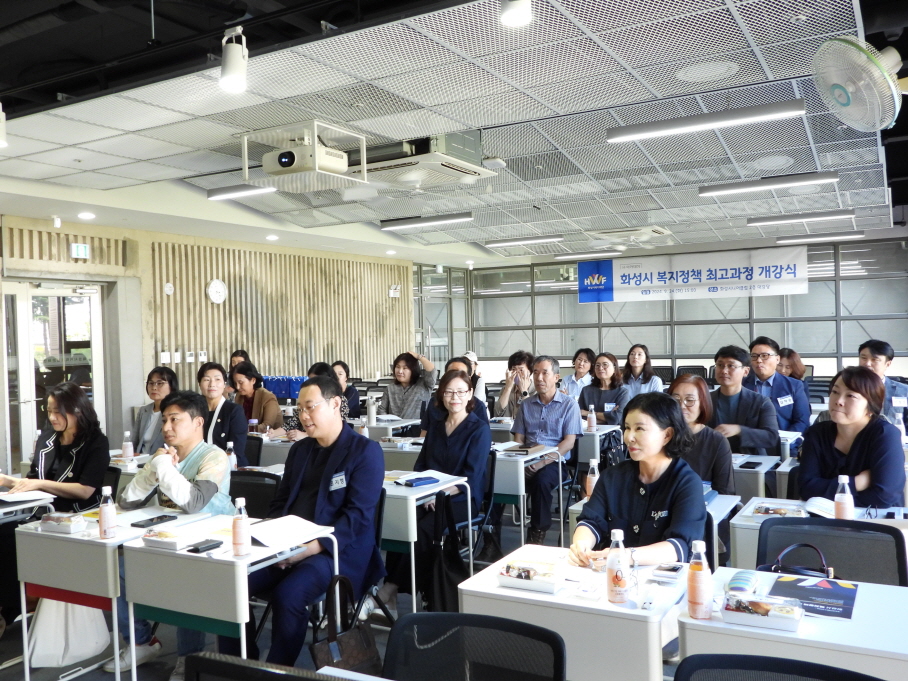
715, 363, 744, 372
860, 355, 887, 365
672, 396, 699, 406
295, 400, 326, 416
442, 390, 471, 398
146, 380, 168, 388
750, 353, 777, 361
594, 363, 613, 370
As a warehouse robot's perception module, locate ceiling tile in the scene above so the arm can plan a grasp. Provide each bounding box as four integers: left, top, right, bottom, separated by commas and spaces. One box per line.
247, 51, 358, 98
6, 114, 122, 144
528, 72, 655, 114
559, 0, 724, 33
99, 162, 193, 181
123, 74, 270, 117
734, 0, 856, 45
206, 101, 318, 131
375, 62, 512, 107
46, 172, 145, 189
0, 158, 78, 180
477, 38, 622, 88
78, 134, 196, 160
353, 109, 463, 140
52, 95, 192, 131
434, 92, 556, 127
138, 119, 246, 148
507, 151, 584, 181
22, 147, 130, 171
288, 84, 421, 123
0, 135, 61, 158
636, 50, 767, 97
154, 150, 242, 173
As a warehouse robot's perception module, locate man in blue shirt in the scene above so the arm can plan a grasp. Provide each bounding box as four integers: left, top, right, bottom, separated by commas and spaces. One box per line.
743, 336, 810, 434
859, 339, 908, 432
512, 355, 584, 545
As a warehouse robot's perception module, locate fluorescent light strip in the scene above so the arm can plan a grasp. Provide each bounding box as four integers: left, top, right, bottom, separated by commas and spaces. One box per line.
606, 99, 805, 144
380, 212, 473, 231
699, 171, 839, 197
553, 251, 621, 261
776, 230, 865, 245
478, 290, 525, 295
751, 210, 856, 227
485, 235, 564, 248
208, 184, 278, 201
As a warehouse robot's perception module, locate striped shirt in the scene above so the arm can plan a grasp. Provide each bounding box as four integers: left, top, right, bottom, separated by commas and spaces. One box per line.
511, 390, 583, 458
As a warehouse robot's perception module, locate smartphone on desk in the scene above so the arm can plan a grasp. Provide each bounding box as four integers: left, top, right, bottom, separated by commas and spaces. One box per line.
131, 514, 177, 528
738, 461, 761, 470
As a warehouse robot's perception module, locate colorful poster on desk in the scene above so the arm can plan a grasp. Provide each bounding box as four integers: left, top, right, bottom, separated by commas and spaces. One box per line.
578, 246, 807, 303
768, 576, 858, 619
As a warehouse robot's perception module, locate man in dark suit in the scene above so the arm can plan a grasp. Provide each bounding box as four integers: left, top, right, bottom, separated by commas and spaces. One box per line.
708, 345, 780, 457
743, 336, 811, 434
219, 375, 385, 665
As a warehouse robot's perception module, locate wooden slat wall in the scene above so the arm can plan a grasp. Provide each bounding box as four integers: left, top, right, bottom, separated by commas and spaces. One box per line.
3, 226, 124, 266
152, 242, 412, 386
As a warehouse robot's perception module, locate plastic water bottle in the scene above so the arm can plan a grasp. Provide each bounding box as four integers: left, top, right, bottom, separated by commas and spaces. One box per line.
584, 457, 599, 500
247, 419, 259, 434
360, 425, 370, 440
587, 405, 596, 432
225, 441, 237, 470
606, 529, 629, 604
99, 486, 117, 539
835, 475, 854, 520
232, 497, 251, 556
687, 539, 712, 619
121, 431, 134, 458
366, 398, 377, 427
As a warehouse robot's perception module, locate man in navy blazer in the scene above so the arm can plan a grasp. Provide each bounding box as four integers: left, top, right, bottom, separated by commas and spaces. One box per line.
708, 345, 780, 457
219, 375, 384, 665
743, 336, 811, 434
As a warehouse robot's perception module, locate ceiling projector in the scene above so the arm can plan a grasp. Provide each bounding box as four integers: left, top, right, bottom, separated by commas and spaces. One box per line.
262, 142, 348, 176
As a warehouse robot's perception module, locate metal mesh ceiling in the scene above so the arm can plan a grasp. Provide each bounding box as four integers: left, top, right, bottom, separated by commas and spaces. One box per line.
1, 0, 891, 256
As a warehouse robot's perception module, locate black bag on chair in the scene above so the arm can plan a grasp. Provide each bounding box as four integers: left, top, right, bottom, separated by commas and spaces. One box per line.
427, 492, 470, 612
599, 428, 627, 468
309, 575, 382, 675
757, 542, 835, 578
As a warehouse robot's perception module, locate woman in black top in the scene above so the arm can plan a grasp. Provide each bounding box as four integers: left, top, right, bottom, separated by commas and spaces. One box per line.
668, 374, 735, 495
570, 392, 706, 565
0, 382, 110, 625
198, 362, 248, 467
332, 360, 361, 419
580, 352, 630, 426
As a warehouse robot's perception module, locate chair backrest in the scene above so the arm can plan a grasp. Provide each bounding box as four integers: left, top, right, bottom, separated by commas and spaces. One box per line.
103, 466, 122, 495
244, 436, 263, 466
675, 654, 885, 681
229, 471, 281, 519
756, 517, 908, 586
480, 450, 497, 519
374, 487, 386, 549
803, 364, 814, 378
652, 366, 674, 384
383, 612, 566, 681
785, 464, 800, 500
676, 365, 708, 379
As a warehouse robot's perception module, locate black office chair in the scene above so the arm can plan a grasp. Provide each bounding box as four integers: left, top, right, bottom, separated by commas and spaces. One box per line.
383, 612, 566, 681
103, 466, 122, 495
785, 464, 800, 500
229, 471, 281, 520
652, 366, 674, 384
676, 365, 707, 379
675, 654, 885, 681
756, 517, 908, 586
244, 436, 263, 467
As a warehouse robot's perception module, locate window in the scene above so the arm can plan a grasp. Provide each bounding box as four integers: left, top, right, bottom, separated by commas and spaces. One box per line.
753, 321, 837, 353
754, 281, 835, 318
536, 327, 600, 356
842, 320, 908, 353
601, 300, 669, 323
840, 278, 908, 316
474, 329, 533, 357
473, 296, 532, 327
472, 267, 531, 294
603, 325, 671, 355
675, 297, 748, 321
675, 324, 749, 355
535, 293, 598, 326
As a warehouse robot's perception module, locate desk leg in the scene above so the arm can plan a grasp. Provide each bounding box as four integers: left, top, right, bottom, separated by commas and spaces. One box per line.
19, 583, 29, 681
410, 547, 417, 611
112, 596, 120, 681
326, 535, 341, 623
128, 601, 137, 681
464, 482, 473, 576
240, 627, 246, 660
520, 496, 526, 546
558, 458, 564, 548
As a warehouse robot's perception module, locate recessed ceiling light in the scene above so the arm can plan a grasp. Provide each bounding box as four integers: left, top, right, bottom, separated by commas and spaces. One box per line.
485, 235, 564, 248
500, 0, 532, 27
386, 250, 396, 255
380, 212, 473, 230
465, 260, 474, 264
752, 155, 795, 171
77, 212, 95, 220
675, 61, 740, 83
266, 235, 278, 241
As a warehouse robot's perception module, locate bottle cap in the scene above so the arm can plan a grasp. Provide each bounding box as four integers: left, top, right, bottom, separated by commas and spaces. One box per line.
227, 441, 234, 448
101, 486, 112, 495
838, 474, 849, 483
611, 529, 624, 541
236, 497, 246, 508
692, 540, 706, 553
124, 431, 131, 438
589, 457, 599, 466
249, 419, 259, 424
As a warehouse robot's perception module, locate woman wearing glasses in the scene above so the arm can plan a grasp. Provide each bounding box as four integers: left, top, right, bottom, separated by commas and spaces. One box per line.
799, 366, 905, 508
668, 374, 735, 495
377, 370, 491, 613
561, 348, 596, 399
579, 352, 630, 426
132, 367, 178, 454
198, 362, 248, 467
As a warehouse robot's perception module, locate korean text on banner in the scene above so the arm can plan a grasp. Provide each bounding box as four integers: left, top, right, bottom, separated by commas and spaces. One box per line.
578, 246, 808, 303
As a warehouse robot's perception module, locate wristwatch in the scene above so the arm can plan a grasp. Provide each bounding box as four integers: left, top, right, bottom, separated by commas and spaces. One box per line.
630, 547, 638, 569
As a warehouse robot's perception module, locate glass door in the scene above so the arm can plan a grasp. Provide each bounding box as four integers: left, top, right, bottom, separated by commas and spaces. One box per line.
1, 283, 105, 473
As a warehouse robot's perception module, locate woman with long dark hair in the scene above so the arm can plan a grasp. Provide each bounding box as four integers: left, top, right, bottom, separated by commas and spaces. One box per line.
377, 351, 437, 420
622, 344, 663, 398
231, 361, 283, 431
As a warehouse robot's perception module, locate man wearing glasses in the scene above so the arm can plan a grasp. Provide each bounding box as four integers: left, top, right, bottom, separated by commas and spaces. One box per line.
708, 345, 780, 457
218, 375, 385, 665
743, 336, 810, 434
858, 339, 908, 433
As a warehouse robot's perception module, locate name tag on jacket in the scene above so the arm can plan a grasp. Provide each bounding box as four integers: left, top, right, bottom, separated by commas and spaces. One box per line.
329, 472, 346, 491
777, 395, 794, 407
893, 397, 908, 408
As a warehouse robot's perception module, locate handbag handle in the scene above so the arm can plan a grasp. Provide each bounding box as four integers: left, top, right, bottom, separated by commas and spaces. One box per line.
324, 574, 356, 644
773, 542, 834, 578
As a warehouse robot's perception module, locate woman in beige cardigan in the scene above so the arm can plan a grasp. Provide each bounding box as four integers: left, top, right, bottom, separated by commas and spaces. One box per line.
231, 361, 283, 432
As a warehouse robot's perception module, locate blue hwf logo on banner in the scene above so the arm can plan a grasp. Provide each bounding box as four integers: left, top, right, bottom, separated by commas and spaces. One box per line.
578, 260, 614, 303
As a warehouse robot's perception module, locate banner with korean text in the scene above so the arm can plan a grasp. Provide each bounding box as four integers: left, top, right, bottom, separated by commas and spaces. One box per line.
578, 246, 808, 303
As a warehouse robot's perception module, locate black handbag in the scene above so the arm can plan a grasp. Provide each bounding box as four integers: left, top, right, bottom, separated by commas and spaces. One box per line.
309, 575, 382, 675
427, 492, 470, 612
757, 542, 834, 578
599, 428, 627, 467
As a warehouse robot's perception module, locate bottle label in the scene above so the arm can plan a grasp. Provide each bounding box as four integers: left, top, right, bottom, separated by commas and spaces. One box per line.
233, 517, 251, 556
687, 567, 713, 619
607, 566, 629, 603
99, 504, 117, 539
834, 495, 854, 520
121, 441, 134, 458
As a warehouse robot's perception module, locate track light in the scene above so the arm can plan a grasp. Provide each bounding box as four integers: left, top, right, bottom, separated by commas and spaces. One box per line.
220, 26, 248, 94
699, 171, 839, 197
380, 212, 473, 231
776, 231, 865, 244
747, 208, 856, 227
0, 102, 6, 149
500, 0, 533, 27
606, 99, 806, 143
553, 251, 622, 261
207, 184, 277, 201
485, 235, 564, 248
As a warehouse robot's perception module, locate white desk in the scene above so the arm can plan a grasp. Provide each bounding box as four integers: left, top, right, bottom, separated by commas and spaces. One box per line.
493, 447, 555, 546
379, 441, 420, 472
732, 455, 780, 504
0, 495, 56, 526
382, 472, 471, 602
15, 506, 209, 681
260, 440, 293, 467
679, 567, 908, 680
124, 515, 336, 665
348, 419, 421, 441
576, 425, 620, 465
460, 545, 686, 681
489, 421, 514, 444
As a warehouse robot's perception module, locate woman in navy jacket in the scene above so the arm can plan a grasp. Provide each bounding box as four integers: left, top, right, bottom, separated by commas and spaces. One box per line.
379, 370, 491, 609
570, 392, 706, 566
218, 375, 384, 665
198, 362, 248, 466
799, 366, 905, 508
